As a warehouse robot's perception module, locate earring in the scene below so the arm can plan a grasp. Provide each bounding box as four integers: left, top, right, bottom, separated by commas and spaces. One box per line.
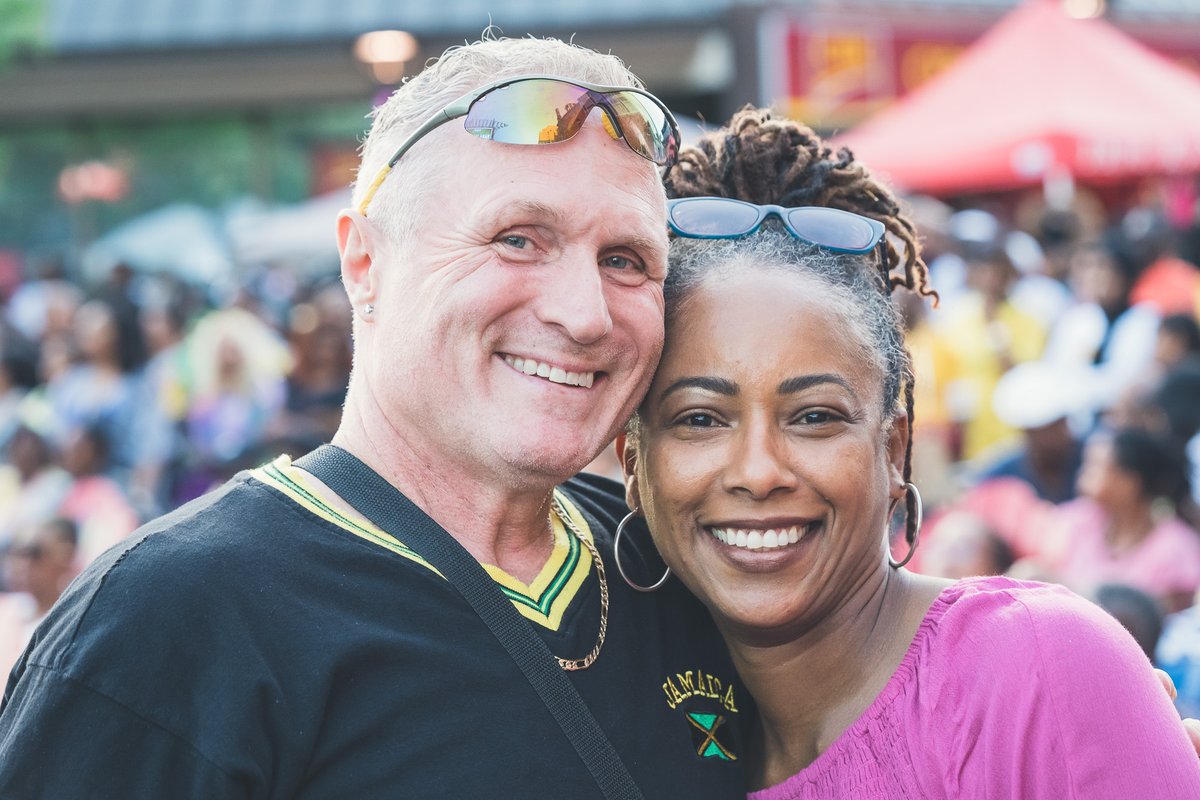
363, 303, 375, 316
888, 482, 924, 569
613, 511, 671, 592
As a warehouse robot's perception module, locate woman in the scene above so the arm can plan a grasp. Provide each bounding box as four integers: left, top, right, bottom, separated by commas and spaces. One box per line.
1028, 425, 1200, 613
615, 108, 1200, 796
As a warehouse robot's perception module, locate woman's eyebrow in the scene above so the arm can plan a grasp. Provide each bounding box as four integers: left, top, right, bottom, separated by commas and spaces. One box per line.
661, 376, 738, 399
777, 374, 854, 395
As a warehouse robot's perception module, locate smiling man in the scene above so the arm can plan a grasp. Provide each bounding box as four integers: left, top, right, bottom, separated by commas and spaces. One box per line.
0, 38, 745, 799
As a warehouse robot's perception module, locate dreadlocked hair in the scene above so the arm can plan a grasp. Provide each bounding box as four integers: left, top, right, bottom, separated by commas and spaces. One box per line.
656, 106, 933, 551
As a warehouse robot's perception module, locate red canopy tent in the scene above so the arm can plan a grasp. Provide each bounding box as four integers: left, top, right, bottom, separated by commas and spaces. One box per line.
833, 0, 1200, 196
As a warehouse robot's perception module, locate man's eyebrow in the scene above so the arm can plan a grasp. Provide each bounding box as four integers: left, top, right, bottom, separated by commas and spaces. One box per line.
661, 376, 738, 399
507, 200, 570, 224
778, 374, 855, 395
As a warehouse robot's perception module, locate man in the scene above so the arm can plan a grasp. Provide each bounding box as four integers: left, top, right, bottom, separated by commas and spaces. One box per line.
0, 37, 745, 798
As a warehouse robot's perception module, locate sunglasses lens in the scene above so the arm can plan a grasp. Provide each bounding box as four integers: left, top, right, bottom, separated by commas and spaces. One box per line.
466, 80, 592, 144
605, 91, 677, 164
465, 79, 678, 165
670, 199, 760, 236
785, 207, 881, 252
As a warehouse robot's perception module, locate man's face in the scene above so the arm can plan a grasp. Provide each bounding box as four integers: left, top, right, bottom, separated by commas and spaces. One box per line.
358, 115, 668, 487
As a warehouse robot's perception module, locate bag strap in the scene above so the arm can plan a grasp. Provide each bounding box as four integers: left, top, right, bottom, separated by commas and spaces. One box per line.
294, 445, 644, 800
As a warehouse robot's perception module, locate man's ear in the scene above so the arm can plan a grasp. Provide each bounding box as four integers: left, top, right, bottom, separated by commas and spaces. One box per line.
887, 411, 910, 497
615, 432, 642, 513
337, 210, 380, 316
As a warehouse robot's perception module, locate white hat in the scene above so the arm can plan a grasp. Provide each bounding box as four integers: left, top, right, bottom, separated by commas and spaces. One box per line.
992, 361, 1088, 430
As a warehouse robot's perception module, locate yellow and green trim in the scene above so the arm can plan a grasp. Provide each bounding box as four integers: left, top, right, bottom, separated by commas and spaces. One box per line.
251, 456, 594, 631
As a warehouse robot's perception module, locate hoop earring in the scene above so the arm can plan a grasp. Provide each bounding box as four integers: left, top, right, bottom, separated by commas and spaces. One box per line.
613, 511, 671, 592
888, 482, 924, 569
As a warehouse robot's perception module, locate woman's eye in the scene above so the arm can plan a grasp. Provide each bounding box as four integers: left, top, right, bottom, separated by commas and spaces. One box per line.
799, 411, 835, 425
680, 412, 717, 428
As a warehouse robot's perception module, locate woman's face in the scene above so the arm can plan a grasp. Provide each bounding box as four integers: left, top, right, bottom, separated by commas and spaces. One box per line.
1077, 436, 1140, 509
626, 268, 906, 643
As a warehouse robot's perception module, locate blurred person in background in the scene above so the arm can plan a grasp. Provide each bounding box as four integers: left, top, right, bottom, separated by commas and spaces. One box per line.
1094, 582, 1164, 663
129, 283, 197, 517
917, 510, 1015, 580
93, 262, 147, 375
0, 343, 37, 450
55, 425, 139, 568
42, 298, 139, 475
1122, 208, 1200, 318
936, 239, 1047, 461
1155, 313, 1200, 373
0, 518, 78, 680
0, 426, 70, 558
1042, 240, 1160, 421
1018, 426, 1200, 613
1160, 586, 1200, 721
974, 360, 1085, 504
176, 306, 288, 501
265, 294, 352, 454
3, 255, 81, 345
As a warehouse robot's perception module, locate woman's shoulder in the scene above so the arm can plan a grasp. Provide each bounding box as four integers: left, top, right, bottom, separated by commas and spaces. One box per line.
922, 576, 1136, 674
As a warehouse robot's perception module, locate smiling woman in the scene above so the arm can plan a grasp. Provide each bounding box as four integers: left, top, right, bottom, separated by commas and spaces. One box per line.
617, 107, 1200, 798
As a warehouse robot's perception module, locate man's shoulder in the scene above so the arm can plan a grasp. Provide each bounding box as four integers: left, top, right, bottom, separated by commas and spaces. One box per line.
20, 471, 319, 665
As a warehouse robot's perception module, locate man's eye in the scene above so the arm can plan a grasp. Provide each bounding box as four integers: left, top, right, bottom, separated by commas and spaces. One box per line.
601, 254, 642, 271
502, 235, 529, 249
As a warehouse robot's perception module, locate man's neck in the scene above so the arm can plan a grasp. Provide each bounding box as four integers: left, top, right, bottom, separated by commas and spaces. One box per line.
326, 410, 564, 583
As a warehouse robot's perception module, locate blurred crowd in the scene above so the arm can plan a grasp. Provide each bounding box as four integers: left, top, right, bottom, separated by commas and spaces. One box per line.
4, 189, 1200, 714
0, 257, 352, 674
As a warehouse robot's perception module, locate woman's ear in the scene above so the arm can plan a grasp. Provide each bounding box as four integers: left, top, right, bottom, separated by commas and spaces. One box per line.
887, 411, 910, 496
615, 432, 642, 513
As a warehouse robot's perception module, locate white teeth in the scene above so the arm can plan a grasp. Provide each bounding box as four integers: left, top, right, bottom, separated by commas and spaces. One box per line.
710, 524, 812, 551
503, 355, 595, 388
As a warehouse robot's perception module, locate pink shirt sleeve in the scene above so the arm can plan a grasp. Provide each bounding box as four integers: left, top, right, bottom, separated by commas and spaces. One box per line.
924, 582, 1200, 799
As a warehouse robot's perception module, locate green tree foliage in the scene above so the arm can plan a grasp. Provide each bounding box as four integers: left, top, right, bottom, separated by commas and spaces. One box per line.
0, 0, 46, 66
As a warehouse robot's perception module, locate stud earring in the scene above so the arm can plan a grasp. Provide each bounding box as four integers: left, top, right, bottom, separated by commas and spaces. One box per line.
364, 303, 375, 315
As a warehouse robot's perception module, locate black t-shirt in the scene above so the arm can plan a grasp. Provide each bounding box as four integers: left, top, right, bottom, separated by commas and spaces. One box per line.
0, 457, 747, 799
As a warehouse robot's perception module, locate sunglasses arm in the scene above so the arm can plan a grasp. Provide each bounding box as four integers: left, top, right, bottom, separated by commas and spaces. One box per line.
356, 102, 474, 215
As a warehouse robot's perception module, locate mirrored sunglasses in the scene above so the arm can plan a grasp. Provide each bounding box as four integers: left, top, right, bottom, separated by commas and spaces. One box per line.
358, 75, 681, 215
667, 197, 886, 254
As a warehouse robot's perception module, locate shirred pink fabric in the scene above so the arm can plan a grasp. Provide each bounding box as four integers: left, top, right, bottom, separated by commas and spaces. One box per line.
748, 577, 1200, 799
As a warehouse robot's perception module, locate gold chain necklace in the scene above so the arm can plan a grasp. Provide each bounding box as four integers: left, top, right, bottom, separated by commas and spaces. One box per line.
550, 496, 608, 671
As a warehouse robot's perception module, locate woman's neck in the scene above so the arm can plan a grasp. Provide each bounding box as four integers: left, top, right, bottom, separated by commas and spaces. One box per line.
727, 569, 949, 790
1104, 497, 1156, 552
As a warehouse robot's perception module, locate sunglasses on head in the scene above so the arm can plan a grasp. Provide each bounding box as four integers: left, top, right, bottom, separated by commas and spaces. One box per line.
357, 75, 681, 215
667, 197, 886, 254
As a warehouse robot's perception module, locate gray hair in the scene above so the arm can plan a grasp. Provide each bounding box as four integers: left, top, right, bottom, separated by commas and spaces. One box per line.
355, 34, 646, 242
639, 224, 910, 422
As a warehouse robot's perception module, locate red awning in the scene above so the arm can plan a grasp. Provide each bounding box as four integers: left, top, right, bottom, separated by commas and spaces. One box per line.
833, 0, 1200, 195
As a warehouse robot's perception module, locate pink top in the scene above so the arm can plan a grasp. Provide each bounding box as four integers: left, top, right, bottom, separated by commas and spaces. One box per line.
1039, 499, 1200, 604
748, 577, 1200, 800
1041, 496, 1200, 604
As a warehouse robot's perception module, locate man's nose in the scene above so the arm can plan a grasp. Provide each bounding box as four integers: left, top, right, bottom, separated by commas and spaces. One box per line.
535, 254, 613, 344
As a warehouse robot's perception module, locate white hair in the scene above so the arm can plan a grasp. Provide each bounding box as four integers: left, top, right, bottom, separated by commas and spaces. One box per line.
355, 34, 646, 242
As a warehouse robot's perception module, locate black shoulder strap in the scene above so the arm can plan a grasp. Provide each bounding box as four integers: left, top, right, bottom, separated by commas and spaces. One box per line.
293, 445, 644, 800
